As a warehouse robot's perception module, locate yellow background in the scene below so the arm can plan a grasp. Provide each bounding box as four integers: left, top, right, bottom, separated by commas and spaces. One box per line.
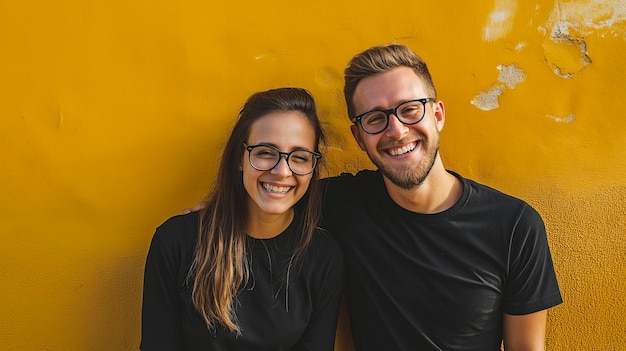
1, 0, 625, 350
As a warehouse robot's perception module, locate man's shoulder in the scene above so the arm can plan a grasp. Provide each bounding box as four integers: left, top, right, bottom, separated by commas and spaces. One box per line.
454, 171, 525, 203
324, 169, 381, 187
454, 171, 541, 220
322, 170, 382, 213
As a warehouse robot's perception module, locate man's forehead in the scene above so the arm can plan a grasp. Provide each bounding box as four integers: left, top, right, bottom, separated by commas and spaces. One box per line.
353, 68, 428, 111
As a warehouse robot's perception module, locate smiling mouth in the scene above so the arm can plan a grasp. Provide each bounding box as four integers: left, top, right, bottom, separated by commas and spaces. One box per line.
386, 142, 417, 156
262, 183, 292, 194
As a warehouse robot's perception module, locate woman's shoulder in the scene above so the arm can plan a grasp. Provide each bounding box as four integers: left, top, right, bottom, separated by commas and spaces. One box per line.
151, 211, 199, 248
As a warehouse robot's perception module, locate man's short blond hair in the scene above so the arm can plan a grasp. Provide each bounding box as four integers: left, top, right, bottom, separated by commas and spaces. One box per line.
343, 44, 437, 119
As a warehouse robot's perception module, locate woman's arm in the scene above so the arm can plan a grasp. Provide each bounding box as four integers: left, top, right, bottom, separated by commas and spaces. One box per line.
140, 226, 183, 350
294, 239, 345, 351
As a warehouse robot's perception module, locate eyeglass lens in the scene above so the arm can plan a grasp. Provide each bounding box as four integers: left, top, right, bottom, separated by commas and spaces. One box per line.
361, 100, 427, 134
248, 145, 317, 175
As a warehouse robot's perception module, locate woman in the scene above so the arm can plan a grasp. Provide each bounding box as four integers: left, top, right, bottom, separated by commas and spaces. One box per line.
141, 88, 344, 350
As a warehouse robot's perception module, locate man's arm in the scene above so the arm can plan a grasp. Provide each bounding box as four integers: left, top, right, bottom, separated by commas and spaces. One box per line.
182, 202, 205, 214
502, 310, 547, 351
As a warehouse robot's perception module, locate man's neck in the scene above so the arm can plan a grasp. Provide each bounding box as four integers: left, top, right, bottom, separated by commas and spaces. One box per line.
383, 161, 462, 214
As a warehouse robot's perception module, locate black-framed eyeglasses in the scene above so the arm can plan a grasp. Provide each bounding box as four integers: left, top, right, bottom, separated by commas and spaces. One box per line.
244, 143, 322, 176
351, 98, 435, 134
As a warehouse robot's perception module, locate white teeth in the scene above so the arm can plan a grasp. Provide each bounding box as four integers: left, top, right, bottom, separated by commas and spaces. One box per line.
262, 183, 291, 194
388, 143, 416, 156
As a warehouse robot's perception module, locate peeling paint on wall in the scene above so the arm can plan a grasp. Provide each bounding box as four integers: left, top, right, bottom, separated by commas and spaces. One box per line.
541, 0, 626, 77
254, 51, 279, 62
471, 84, 505, 111
547, 113, 576, 123
497, 64, 526, 88
546, 0, 626, 39
542, 21, 592, 78
483, 0, 518, 41
471, 64, 526, 111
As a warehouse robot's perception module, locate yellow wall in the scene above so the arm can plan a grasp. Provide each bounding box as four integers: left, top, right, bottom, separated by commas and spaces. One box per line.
1, 1, 625, 350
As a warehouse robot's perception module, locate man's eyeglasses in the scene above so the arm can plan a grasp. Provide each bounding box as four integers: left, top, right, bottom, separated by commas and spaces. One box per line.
351, 98, 435, 134
244, 143, 321, 175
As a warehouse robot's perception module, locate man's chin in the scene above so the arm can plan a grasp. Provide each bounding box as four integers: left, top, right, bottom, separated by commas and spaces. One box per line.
379, 169, 420, 190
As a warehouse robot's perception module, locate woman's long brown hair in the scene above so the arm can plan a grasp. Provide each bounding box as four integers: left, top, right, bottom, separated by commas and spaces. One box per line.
188, 88, 326, 334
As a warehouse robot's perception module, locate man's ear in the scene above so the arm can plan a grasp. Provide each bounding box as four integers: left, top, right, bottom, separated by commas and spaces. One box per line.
433, 100, 445, 132
350, 124, 367, 151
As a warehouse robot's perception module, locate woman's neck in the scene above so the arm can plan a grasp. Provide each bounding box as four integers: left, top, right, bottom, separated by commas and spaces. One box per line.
246, 208, 295, 239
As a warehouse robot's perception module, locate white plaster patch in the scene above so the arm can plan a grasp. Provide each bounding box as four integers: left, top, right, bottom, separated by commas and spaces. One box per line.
546, 0, 626, 39
547, 114, 576, 123
471, 84, 505, 111
553, 67, 574, 79
58, 108, 64, 128
538, 26, 548, 36
472, 64, 527, 111
497, 64, 526, 89
484, 0, 518, 41
515, 42, 527, 51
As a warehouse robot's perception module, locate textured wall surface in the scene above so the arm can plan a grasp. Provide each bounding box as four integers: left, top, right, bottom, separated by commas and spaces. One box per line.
1, 1, 625, 350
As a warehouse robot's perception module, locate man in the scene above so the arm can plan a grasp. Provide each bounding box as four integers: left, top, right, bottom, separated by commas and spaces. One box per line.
321, 44, 562, 350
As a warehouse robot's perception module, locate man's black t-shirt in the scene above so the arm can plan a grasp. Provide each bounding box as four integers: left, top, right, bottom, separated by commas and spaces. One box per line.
322, 170, 562, 351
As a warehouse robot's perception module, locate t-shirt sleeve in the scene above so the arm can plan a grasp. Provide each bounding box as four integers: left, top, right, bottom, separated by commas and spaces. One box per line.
140, 219, 185, 350
502, 204, 563, 315
294, 235, 345, 351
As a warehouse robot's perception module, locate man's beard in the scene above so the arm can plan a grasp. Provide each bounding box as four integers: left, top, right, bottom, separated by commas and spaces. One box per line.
367, 138, 439, 190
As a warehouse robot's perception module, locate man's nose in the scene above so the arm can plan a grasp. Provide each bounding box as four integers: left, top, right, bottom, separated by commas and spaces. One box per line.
385, 113, 408, 139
